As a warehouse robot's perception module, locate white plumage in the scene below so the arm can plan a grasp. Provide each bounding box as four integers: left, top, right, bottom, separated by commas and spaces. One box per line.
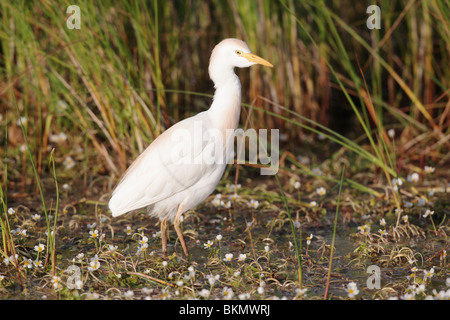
109, 39, 272, 257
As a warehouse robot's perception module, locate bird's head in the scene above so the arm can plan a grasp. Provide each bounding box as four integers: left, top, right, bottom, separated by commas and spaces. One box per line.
209, 39, 272, 82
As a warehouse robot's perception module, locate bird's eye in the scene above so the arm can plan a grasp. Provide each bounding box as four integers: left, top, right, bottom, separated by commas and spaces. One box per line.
235, 50, 242, 55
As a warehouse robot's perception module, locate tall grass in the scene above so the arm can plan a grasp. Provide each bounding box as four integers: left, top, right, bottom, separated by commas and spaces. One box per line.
0, 0, 448, 201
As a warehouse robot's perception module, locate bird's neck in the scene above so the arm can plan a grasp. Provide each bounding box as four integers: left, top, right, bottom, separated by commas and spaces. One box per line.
208, 71, 241, 131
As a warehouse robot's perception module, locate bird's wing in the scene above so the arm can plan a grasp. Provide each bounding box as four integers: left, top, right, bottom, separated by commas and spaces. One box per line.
109, 112, 222, 216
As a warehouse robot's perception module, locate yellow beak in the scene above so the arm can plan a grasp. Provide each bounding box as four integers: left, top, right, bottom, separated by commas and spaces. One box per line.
242, 52, 273, 67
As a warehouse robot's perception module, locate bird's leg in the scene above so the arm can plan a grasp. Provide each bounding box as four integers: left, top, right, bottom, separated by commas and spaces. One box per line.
173, 205, 189, 258
161, 217, 168, 258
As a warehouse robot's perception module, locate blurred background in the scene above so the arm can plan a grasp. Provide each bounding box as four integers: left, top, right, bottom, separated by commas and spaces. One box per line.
0, 0, 449, 194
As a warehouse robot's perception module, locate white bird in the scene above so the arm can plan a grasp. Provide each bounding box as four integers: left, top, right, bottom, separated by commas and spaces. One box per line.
109, 38, 272, 258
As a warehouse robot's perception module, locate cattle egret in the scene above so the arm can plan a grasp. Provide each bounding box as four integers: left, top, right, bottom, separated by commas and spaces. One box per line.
109, 38, 272, 258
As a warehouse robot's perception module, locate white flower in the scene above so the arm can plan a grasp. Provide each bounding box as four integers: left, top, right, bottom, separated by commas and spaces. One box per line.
90, 254, 99, 264
257, 286, 265, 295
142, 287, 153, 295
87, 222, 96, 230
418, 198, 427, 206
222, 287, 234, 300
423, 209, 434, 218
216, 234, 223, 241
76, 253, 84, 261
7, 208, 15, 215
316, 187, 326, 196
49, 132, 67, 144
74, 280, 83, 290
89, 229, 100, 238
5, 254, 18, 265
51, 276, 61, 285
198, 289, 210, 298
415, 284, 426, 295
211, 197, 221, 207
56, 100, 68, 112
31, 214, 41, 221
306, 234, 314, 245
392, 178, 403, 190
293, 220, 301, 229
294, 181, 301, 189
33, 260, 43, 268
222, 201, 231, 209
204, 240, 213, 249
63, 156, 75, 170
424, 268, 434, 278
88, 260, 100, 271
137, 243, 148, 255
346, 282, 359, 298
124, 290, 134, 298
86, 292, 100, 300
309, 201, 317, 208
295, 288, 308, 296
380, 218, 386, 227
402, 215, 409, 223
238, 293, 251, 300
424, 166, 435, 174
238, 254, 247, 262
152, 230, 161, 238
378, 229, 387, 236
206, 274, 220, 286
297, 155, 310, 165
139, 236, 149, 245
401, 293, 415, 300
229, 193, 239, 201
17, 117, 27, 126
407, 172, 419, 183
249, 199, 259, 209
23, 258, 33, 269
404, 201, 413, 208
34, 243, 45, 253
223, 253, 233, 262
387, 129, 395, 138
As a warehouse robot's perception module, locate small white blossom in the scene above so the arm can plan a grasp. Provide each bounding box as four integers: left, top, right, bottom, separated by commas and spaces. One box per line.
387, 129, 395, 138
63, 156, 75, 170
316, 187, 326, 196
223, 253, 233, 262
238, 254, 247, 262
407, 172, 419, 183
34, 243, 45, 253
346, 282, 359, 298
248, 199, 259, 209
424, 166, 435, 174
222, 287, 234, 300
423, 209, 434, 218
